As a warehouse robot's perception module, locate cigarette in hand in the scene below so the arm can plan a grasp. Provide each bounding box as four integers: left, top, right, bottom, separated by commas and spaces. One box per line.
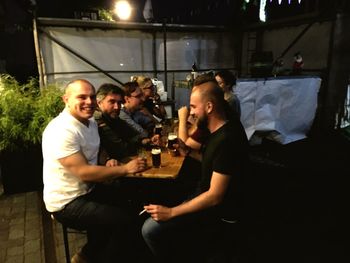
139, 208, 147, 215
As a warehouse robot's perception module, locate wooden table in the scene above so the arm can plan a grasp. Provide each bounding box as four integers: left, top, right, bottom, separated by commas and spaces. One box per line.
127, 150, 184, 179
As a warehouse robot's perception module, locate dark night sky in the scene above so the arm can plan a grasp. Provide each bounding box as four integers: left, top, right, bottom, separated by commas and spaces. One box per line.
1, 0, 243, 82
1, 0, 336, 82
34, 0, 243, 26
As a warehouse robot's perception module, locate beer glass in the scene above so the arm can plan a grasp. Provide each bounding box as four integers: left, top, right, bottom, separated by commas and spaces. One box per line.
167, 132, 178, 150
154, 123, 163, 135
151, 147, 161, 168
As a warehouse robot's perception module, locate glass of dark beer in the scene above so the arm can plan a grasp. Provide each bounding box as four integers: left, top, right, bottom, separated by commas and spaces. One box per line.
167, 132, 178, 150
151, 147, 161, 168
154, 123, 163, 135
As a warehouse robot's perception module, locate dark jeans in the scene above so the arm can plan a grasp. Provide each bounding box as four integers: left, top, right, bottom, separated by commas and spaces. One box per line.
53, 183, 151, 263
142, 209, 223, 263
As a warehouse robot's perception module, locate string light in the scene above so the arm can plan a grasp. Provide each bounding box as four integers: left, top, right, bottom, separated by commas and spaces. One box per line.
269, 0, 302, 4
259, 0, 267, 22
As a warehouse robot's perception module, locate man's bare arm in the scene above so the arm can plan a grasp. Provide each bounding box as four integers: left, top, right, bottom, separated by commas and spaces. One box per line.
145, 172, 230, 221
171, 171, 230, 216
59, 151, 146, 182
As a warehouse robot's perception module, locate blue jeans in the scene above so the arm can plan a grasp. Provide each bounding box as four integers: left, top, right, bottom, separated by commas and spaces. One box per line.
53, 183, 147, 262
142, 210, 222, 263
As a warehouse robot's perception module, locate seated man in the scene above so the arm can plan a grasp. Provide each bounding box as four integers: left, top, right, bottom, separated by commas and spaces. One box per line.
119, 81, 155, 137
177, 73, 237, 151
42, 79, 147, 263
95, 83, 159, 162
133, 75, 167, 121
141, 80, 249, 263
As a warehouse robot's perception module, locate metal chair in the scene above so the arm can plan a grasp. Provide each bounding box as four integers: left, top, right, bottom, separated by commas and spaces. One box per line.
51, 214, 86, 263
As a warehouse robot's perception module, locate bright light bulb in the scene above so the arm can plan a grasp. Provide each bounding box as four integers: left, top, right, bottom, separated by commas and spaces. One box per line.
114, 1, 132, 20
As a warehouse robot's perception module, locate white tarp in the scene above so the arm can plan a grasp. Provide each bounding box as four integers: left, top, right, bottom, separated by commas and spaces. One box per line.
36, 22, 235, 90
38, 27, 154, 88
236, 76, 321, 144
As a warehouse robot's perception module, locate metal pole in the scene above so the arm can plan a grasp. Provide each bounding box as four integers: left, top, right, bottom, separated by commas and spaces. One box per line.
163, 19, 168, 94
32, 16, 45, 88
152, 32, 157, 78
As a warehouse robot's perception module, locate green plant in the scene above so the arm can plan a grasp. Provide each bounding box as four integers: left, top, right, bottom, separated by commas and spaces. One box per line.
0, 74, 64, 152
98, 8, 115, 21
30, 83, 65, 145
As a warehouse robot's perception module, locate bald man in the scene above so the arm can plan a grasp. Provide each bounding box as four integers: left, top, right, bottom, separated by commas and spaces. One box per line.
42, 79, 148, 262
141, 81, 249, 262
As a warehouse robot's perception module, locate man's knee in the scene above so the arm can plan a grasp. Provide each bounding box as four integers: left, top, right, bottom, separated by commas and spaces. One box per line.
141, 218, 159, 240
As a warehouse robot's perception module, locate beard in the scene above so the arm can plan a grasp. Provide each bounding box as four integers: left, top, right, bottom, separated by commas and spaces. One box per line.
104, 109, 120, 120
109, 110, 120, 119
196, 113, 208, 131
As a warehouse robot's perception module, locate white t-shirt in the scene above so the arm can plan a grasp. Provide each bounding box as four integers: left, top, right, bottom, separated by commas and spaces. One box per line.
42, 109, 100, 212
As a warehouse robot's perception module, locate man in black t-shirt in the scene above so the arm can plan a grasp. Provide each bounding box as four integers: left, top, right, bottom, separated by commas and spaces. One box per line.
141, 80, 249, 262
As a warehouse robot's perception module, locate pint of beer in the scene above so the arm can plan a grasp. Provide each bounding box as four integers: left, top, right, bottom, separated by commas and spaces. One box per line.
154, 123, 163, 135
167, 133, 178, 150
151, 147, 161, 168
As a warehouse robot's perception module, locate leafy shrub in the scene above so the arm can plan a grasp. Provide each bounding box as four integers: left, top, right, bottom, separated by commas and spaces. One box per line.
0, 74, 64, 152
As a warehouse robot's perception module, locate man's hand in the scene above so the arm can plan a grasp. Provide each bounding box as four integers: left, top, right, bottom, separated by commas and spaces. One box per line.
105, 159, 119, 167
174, 138, 191, 156
178, 106, 189, 123
151, 134, 161, 146
124, 157, 147, 174
144, 204, 173, 221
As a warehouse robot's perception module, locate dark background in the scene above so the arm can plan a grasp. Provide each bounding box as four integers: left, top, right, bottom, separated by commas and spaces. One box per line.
0, 1, 349, 262
1, 0, 348, 82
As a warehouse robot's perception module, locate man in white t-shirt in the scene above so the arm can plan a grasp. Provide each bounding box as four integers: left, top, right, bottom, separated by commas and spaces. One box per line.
42, 79, 148, 263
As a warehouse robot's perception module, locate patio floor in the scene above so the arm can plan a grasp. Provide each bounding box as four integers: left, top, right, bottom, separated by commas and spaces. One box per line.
0, 184, 86, 263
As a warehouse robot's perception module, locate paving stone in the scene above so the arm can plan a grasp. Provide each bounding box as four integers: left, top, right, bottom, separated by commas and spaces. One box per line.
1, 238, 24, 248
10, 210, 24, 218
7, 245, 24, 257
25, 218, 40, 229
13, 195, 25, 204
25, 211, 39, 221
0, 206, 11, 217
0, 229, 9, 241
0, 218, 9, 231
0, 249, 6, 263
9, 224, 24, 240
5, 254, 23, 263
24, 239, 40, 254
25, 192, 37, 200
24, 251, 43, 263
25, 227, 40, 241
9, 217, 24, 226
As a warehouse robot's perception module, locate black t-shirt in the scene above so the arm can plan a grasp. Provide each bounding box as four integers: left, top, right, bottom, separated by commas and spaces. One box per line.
199, 119, 249, 220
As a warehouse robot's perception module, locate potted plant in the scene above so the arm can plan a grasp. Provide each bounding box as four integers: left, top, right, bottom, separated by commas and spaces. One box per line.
0, 74, 64, 194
